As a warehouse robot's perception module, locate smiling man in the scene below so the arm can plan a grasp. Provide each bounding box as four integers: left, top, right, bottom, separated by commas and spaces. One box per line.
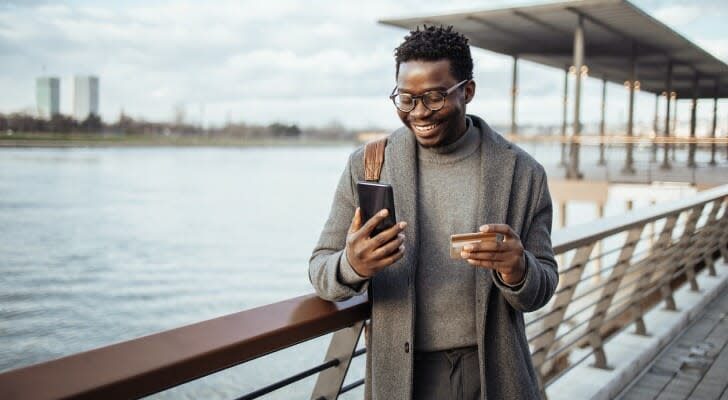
309, 25, 557, 400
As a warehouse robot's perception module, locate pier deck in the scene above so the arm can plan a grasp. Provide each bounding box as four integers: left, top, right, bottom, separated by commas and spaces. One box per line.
619, 284, 728, 400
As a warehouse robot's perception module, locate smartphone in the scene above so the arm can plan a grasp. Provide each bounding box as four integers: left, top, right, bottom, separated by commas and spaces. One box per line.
357, 181, 397, 237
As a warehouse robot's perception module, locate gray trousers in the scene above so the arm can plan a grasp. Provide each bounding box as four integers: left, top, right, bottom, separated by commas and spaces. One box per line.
413, 346, 481, 400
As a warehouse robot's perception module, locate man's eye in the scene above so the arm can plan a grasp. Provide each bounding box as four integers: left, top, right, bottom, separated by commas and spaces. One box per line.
425, 93, 443, 103
399, 95, 414, 105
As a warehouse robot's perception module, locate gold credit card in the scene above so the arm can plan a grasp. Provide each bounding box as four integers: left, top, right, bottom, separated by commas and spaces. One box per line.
450, 232, 502, 259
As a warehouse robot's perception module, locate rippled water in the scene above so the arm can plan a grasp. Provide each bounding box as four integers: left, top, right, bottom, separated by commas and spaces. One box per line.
0, 143, 705, 398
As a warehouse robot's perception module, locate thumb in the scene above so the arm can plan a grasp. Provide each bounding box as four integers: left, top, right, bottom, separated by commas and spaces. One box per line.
349, 207, 362, 233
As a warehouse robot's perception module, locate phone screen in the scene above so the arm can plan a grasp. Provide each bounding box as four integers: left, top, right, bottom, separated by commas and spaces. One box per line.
357, 181, 396, 237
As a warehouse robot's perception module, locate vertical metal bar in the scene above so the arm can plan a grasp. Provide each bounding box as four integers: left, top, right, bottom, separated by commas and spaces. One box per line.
311, 321, 365, 400
688, 72, 698, 167
680, 205, 708, 291
710, 81, 718, 165
530, 243, 596, 373
623, 44, 636, 174
511, 56, 518, 135
567, 16, 584, 179
661, 62, 672, 170
652, 93, 659, 162
672, 95, 678, 161
631, 214, 680, 334
586, 226, 644, 369
561, 67, 569, 167
599, 78, 607, 165
701, 199, 722, 276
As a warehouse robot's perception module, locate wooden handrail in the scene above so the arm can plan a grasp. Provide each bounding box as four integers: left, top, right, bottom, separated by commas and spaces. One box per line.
0, 294, 369, 400
1, 184, 726, 400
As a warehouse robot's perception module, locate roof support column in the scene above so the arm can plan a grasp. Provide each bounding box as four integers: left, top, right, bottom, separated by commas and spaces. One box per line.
599, 77, 606, 165
560, 67, 569, 167
672, 95, 678, 161
661, 62, 672, 170
688, 72, 698, 167
622, 46, 636, 174
511, 56, 518, 135
567, 15, 584, 180
710, 80, 718, 165
651, 92, 659, 162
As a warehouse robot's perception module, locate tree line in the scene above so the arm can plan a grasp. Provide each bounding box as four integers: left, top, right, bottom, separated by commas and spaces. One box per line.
0, 112, 354, 139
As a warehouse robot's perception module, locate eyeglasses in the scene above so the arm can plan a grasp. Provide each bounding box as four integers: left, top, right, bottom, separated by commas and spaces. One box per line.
389, 80, 468, 113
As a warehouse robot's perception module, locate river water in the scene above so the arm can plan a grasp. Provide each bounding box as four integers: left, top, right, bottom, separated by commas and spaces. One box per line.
0, 143, 704, 398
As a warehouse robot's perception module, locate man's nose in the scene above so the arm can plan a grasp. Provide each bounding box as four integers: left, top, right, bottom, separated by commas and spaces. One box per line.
409, 99, 432, 119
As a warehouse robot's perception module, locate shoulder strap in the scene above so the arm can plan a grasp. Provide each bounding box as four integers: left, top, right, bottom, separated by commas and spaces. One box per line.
363, 137, 388, 182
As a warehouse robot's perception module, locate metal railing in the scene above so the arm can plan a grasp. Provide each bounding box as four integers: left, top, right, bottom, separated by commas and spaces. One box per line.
1, 185, 726, 400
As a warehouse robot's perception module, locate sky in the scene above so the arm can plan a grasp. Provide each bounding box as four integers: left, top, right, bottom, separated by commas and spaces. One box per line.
1, 0, 728, 131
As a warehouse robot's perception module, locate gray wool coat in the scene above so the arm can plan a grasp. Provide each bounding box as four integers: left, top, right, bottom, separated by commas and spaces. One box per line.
309, 115, 558, 400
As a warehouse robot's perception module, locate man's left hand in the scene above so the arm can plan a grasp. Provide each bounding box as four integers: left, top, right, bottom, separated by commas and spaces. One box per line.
460, 224, 525, 286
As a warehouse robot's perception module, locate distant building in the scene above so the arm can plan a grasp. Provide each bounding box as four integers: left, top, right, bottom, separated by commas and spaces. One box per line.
36, 77, 60, 119
73, 76, 99, 121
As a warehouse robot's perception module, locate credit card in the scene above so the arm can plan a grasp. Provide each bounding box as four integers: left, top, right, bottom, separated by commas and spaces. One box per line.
450, 232, 503, 259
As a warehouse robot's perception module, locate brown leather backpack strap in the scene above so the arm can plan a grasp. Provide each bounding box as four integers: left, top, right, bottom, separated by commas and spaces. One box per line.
363, 137, 388, 181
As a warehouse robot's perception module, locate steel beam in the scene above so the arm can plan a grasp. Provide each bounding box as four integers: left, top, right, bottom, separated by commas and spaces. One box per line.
661, 62, 672, 170
560, 67, 569, 167
710, 81, 718, 165
623, 45, 636, 174
511, 56, 519, 135
688, 71, 698, 167
599, 78, 607, 165
567, 15, 584, 179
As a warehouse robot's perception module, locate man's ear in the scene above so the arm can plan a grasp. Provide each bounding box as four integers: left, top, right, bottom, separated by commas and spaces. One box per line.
464, 80, 476, 104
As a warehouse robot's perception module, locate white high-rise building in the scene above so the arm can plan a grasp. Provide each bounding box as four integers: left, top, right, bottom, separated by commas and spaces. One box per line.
73, 76, 99, 121
36, 77, 60, 119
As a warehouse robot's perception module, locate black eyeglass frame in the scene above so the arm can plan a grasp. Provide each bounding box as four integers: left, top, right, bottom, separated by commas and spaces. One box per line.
389, 79, 469, 112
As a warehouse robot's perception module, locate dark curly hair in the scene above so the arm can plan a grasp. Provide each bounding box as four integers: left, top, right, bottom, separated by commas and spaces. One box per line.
394, 25, 473, 81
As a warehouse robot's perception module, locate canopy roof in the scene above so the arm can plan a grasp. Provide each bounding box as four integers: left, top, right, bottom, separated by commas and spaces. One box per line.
379, 0, 728, 99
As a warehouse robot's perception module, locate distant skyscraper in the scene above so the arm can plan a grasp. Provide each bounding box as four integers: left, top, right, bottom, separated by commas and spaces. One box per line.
73, 76, 99, 121
36, 77, 60, 119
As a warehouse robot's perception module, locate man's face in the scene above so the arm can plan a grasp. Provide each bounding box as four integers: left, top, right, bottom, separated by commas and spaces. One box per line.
395, 59, 474, 148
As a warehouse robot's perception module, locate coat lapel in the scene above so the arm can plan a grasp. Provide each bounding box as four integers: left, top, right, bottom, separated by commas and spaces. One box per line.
471, 115, 516, 398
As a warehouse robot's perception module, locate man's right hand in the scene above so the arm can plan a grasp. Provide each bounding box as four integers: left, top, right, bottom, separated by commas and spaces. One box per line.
346, 207, 407, 278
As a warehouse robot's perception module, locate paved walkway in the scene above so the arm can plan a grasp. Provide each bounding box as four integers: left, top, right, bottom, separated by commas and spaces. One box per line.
618, 285, 728, 400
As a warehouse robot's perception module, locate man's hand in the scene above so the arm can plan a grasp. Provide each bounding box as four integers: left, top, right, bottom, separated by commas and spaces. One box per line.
346, 208, 407, 278
460, 224, 526, 285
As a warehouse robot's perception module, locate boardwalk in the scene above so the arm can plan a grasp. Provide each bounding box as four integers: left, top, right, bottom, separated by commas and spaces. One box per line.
619, 285, 728, 400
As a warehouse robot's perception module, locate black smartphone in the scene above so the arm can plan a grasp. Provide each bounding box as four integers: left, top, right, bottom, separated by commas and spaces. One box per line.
357, 181, 397, 237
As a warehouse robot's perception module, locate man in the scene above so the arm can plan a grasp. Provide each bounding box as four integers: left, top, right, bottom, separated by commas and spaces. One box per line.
309, 25, 557, 400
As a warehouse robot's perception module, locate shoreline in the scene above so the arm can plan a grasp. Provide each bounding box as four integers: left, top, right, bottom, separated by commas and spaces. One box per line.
0, 134, 358, 148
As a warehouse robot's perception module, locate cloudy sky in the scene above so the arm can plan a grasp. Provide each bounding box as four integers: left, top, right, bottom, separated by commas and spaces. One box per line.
1, 0, 727, 131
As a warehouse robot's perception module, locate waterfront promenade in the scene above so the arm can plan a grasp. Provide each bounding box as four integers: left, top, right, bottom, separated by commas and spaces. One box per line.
620, 282, 728, 400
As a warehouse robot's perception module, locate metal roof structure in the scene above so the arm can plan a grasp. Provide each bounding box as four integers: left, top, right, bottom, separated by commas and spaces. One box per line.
379, 0, 728, 99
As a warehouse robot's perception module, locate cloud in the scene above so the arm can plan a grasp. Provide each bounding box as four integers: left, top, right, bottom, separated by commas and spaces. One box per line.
652, 5, 703, 26
0, 0, 726, 129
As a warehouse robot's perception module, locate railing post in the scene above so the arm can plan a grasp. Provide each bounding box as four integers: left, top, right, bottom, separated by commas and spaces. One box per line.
586, 226, 644, 369
311, 321, 365, 400
531, 243, 596, 377
629, 214, 679, 334
701, 200, 723, 276
719, 199, 728, 263
681, 204, 708, 291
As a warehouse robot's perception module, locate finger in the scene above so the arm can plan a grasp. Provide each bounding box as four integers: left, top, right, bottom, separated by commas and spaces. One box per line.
479, 224, 518, 240
466, 259, 497, 269
349, 207, 362, 234
464, 239, 521, 253
373, 245, 405, 270
359, 209, 391, 237
368, 221, 407, 249
372, 233, 405, 258
461, 250, 509, 262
